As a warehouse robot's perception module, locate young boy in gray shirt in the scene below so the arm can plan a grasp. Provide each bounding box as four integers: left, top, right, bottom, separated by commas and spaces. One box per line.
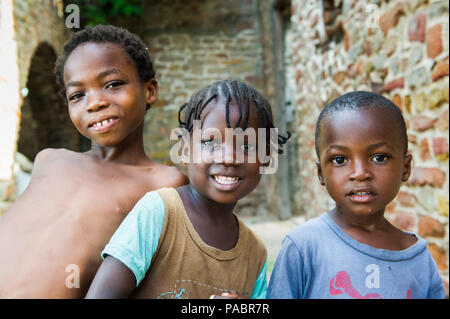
268, 91, 445, 299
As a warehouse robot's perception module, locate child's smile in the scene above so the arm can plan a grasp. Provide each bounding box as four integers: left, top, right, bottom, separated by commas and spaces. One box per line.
317, 108, 412, 218
88, 116, 120, 135
211, 174, 243, 191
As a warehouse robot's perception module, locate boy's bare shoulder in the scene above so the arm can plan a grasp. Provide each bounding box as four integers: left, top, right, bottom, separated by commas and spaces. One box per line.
33, 148, 81, 167
149, 162, 188, 188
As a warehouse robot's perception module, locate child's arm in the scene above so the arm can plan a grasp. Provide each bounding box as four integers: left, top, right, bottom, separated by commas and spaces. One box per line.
85, 191, 166, 298
85, 256, 136, 298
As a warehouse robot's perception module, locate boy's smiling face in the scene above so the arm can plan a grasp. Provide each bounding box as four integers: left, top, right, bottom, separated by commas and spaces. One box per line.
316, 107, 412, 218
186, 99, 263, 205
63, 42, 157, 147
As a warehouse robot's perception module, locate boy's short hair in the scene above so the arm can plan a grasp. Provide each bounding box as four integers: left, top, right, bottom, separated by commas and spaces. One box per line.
178, 79, 291, 154
54, 25, 155, 108
315, 91, 408, 157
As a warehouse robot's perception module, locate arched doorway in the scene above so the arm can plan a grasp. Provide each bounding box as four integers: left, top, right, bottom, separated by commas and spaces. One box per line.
17, 43, 90, 162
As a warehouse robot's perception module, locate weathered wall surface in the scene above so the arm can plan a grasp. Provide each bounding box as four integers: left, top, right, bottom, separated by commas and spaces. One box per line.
288, 0, 449, 293
0, 0, 69, 214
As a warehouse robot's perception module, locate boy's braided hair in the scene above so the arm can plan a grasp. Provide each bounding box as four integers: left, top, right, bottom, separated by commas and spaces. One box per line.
54, 25, 155, 109
178, 80, 291, 154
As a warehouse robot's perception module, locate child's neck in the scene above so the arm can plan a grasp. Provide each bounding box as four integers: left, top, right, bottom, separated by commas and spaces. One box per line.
177, 185, 239, 251
186, 185, 236, 222
328, 206, 418, 251
88, 128, 151, 166
88, 144, 149, 166
329, 207, 388, 233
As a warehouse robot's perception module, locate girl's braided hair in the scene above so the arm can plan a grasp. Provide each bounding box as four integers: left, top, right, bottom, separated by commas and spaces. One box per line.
178, 80, 291, 154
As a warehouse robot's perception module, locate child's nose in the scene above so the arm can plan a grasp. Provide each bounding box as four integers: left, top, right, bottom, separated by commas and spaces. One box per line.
349, 159, 371, 181
215, 142, 240, 166
86, 90, 109, 113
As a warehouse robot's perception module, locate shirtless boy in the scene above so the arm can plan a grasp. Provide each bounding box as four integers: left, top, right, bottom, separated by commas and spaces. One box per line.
0, 25, 187, 298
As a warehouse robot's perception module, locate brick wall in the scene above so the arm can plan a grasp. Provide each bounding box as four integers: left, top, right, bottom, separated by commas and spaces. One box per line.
288, 0, 449, 294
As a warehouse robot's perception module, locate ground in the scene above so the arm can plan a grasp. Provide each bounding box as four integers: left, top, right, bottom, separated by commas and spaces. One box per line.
242, 215, 306, 279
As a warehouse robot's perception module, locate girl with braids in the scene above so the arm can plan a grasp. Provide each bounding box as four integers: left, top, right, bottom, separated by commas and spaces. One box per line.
86, 80, 290, 299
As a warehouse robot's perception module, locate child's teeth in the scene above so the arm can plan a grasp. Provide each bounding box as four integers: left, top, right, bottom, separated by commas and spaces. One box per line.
214, 176, 239, 184
92, 118, 115, 127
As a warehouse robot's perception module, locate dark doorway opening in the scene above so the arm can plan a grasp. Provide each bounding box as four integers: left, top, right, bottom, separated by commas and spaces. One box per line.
17, 43, 90, 162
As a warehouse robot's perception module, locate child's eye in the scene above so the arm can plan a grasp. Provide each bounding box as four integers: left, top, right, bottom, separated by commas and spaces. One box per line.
240, 143, 256, 153
330, 156, 347, 165
370, 154, 390, 162
201, 139, 220, 150
68, 92, 84, 102
105, 81, 124, 89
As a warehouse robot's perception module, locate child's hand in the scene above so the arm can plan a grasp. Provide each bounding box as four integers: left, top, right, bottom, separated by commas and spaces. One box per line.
210, 290, 245, 299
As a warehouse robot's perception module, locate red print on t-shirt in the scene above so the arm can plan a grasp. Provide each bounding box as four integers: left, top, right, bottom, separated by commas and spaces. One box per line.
329, 271, 411, 299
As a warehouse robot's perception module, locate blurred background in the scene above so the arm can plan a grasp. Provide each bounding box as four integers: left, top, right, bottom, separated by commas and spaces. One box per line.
0, 0, 448, 291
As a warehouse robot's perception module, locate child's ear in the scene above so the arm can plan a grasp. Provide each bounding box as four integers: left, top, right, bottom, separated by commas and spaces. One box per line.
401, 152, 413, 182
316, 160, 325, 185
145, 78, 158, 106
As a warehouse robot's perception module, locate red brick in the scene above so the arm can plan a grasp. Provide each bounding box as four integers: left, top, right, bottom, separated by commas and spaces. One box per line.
295, 70, 302, 83
384, 77, 405, 92
380, 3, 405, 34
419, 215, 445, 237
427, 24, 443, 58
344, 28, 350, 51
432, 56, 449, 81
364, 40, 371, 56
420, 138, 431, 161
427, 243, 448, 271
347, 63, 356, 78
393, 211, 415, 231
397, 191, 418, 207
411, 115, 436, 131
408, 167, 446, 187
432, 137, 449, 157
408, 13, 426, 42
357, 60, 364, 76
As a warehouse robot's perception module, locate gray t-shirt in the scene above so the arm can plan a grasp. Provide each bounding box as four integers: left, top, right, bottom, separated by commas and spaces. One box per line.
268, 213, 445, 299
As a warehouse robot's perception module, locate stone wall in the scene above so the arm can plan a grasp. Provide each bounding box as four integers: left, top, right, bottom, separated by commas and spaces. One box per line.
288, 0, 449, 293
0, 0, 69, 214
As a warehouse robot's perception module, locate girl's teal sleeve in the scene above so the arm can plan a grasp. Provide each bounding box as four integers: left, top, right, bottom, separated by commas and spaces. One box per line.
250, 259, 268, 299
101, 191, 165, 286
